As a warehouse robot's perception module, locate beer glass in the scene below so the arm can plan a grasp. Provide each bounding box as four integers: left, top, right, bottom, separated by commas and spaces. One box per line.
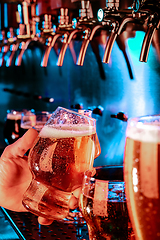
124, 115, 160, 240
3, 109, 34, 145
21, 111, 52, 133
22, 107, 97, 221
79, 166, 133, 240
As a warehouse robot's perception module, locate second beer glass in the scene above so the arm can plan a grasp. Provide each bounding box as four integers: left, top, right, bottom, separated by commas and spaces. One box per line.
22, 107, 97, 221
124, 115, 160, 240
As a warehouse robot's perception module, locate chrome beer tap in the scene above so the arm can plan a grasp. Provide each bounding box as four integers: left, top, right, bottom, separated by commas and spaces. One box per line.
57, 13, 83, 67
101, 8, 141, 64
76, 0, 105, 66
0, 29, 9, 66
139, 0, 160, 62
41, 8, 68, 67
41, 7, 81, 67
15, 0, 38, 66
6, 27, 19, 67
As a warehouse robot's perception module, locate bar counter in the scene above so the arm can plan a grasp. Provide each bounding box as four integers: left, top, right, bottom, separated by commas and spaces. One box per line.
0, 207, 89, 240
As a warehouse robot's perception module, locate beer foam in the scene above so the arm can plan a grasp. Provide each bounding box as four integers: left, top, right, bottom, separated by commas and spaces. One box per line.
7, 112, 22, 120
39, 124, 96, 138
126, 120, 160, 143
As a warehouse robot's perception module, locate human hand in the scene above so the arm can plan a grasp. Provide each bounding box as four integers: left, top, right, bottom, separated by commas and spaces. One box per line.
0, 128, 83, 225
0, 128, 53, 225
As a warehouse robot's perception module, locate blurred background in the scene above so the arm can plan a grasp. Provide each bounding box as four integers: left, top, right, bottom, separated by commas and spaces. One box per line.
0, 0, 160, 166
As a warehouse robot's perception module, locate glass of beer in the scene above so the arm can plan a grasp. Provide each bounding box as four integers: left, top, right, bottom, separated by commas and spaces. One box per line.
3, 109, 35, 145
22, 107, 97, 221
124, 115, 160, 240
79, 166, 133, 240
21, 111, 52, 133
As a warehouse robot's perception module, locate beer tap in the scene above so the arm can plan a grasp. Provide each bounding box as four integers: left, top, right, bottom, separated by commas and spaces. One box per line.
41, 8, 69, 67
76, 22, 104, 66
15, 0, 38, 66
139, 0, 160, 62
76, 0, 105, 66
101, 8, 140, 64
57, 18, 82, 67
0, 29, 9, 66
6, 27, 19, 67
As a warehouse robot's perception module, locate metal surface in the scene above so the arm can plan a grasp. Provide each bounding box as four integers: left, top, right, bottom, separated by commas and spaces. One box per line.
0, 207, 89, 240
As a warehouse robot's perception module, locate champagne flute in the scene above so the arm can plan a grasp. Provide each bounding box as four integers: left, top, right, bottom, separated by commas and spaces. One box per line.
124, 115, 160, 240
79, 166, 133, 240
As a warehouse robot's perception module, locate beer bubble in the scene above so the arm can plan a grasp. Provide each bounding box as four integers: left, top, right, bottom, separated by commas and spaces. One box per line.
157, 232, 160, 237
139, 196, 143, 201
146, 217, 150, 222
147, 226, 151, 230
145, 208, 150, 213
135, 158, 139, 162
148, 202, 153, 208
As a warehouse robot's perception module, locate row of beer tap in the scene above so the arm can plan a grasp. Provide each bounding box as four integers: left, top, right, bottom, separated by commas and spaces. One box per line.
0, 0, 160, 69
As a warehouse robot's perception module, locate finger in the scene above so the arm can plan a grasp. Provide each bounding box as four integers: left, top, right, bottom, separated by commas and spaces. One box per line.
38, 216, 53, 225
4, 128, 38, 158
68, 195, 79, 209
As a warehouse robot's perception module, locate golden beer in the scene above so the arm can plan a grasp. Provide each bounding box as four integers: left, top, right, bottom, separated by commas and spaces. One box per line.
22, 120, 96, 220
79, 168, 132, 240
124, 116, 160, 240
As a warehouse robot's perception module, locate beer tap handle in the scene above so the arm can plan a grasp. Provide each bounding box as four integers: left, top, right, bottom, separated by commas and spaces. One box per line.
30, 0, 37, 37
22, 0, 30, 36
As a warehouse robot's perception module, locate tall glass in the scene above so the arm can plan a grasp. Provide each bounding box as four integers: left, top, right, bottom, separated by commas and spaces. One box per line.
124, 115, 160, 240
22, 107, 97, 221
79, 166, 133, 240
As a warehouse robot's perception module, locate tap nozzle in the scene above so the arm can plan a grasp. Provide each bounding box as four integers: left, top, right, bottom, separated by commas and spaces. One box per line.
77, 22, 103, 66
103, 15, 134, 64
57, 28, 80, 66
140, 13, 160, 62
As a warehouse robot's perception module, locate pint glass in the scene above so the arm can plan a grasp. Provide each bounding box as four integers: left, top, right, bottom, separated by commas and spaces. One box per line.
79, 166, 132, 240
124, 115, 160, 240
22, 107, 97, 221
